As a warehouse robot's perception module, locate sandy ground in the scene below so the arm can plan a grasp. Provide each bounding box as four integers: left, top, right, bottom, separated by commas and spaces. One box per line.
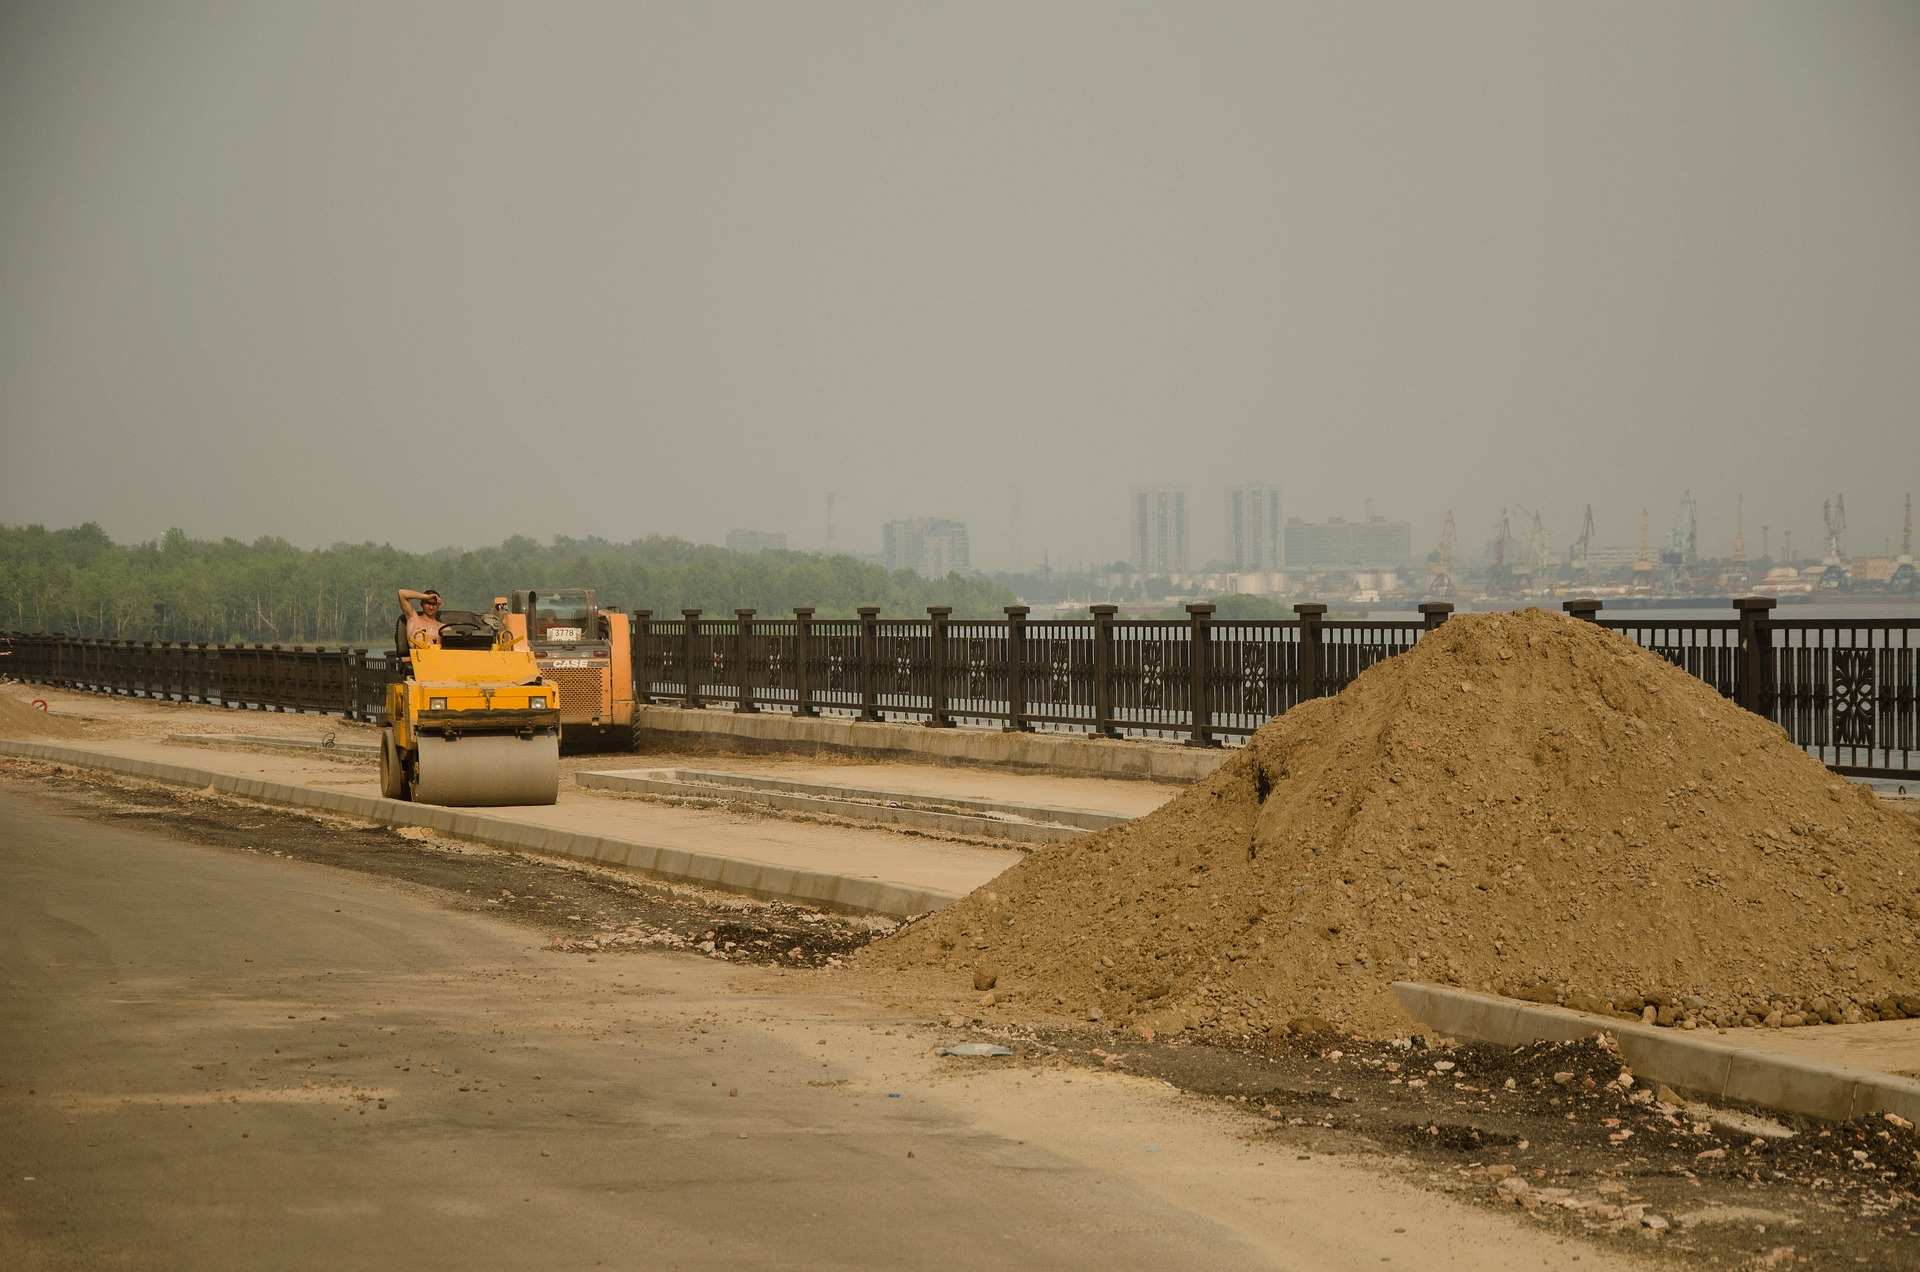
0, 776, 1641, 1272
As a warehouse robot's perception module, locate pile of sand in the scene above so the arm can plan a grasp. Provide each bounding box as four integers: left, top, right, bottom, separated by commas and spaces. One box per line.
0, 690, 91, 739
862, 610, 1920, 1038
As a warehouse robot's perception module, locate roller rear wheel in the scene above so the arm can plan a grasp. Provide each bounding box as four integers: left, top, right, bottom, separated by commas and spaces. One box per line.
379, 730, 409, 800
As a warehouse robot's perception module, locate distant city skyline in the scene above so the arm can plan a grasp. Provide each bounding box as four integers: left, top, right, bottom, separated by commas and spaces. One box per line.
3, 5, 1913, 582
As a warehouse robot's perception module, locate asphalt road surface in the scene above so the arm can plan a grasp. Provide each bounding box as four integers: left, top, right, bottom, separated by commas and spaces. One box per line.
0, 786, 1632, 1271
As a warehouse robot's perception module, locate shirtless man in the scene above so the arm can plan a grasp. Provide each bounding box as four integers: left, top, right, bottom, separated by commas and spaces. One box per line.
398, 588, 444, 647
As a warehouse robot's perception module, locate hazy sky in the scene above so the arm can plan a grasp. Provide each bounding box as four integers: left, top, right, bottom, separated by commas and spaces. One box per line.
3, 1, 1916, 569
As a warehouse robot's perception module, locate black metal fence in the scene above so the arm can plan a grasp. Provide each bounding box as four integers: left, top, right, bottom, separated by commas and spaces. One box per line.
631, 602, 1445, 747
6, 597, 1916, 779
632, 599, 1917, 780
0, 634, 395, 722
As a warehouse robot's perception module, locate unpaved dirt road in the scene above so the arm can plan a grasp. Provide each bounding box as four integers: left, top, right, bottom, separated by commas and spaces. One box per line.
0, 779, 1636, 1272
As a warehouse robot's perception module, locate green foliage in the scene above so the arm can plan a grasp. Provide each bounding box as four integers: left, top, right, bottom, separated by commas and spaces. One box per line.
0, 524, 1016, 643
1202, 593, 1295, 620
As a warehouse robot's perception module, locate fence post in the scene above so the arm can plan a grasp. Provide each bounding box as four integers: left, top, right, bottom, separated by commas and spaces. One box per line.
1734, 596, 1777, 716
1562, 598, 1603, 623
734, 609, 758, 713
1294, 603, 1327, 699
681, 609, 703, 709
926, 606, 954, 727
793, 608, 817, 716
856, 607, 882, 721
1186, 602, 1219, 747
1090, 604, 1119, 738
1418, 601, 1454, 630
632, 611, 652, 705
1004, 605, 1031, 732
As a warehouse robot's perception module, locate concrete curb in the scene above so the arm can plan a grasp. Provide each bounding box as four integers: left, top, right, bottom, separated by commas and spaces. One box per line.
1392, 982, 1920, 1124
169, 733, 380, 756
576, 768, 1124, 847
635, 704, 1228, 784
2, 740, 956, 919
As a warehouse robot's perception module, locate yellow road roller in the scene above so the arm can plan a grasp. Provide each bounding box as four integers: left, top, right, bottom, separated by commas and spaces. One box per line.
379, 609, 561, 806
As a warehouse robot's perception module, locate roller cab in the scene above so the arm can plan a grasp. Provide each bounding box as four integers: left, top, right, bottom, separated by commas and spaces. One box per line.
380, 614, 561, 807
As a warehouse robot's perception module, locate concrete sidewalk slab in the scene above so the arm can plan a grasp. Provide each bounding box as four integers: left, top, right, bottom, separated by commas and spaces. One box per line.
577, 767, 1131, 847
618, 759, 1178, 821
1, 738, 1021, 917
634, 703, 1231, 783
1392, 982, 1920, 1124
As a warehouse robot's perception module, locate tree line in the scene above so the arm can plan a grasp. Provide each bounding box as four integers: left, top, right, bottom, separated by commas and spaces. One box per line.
0, 523, 1017, 645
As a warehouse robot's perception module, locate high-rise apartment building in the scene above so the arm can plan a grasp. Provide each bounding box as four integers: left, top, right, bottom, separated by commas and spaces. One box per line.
725, 529, 787, 553
1282, 515, 1412, 570
1130, 487, 1189, 574
882, 518, 971, 578
1226, 484, 1282, 571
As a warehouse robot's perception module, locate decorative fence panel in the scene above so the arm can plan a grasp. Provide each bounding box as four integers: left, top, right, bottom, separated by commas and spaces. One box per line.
1764, 620, 1917, 779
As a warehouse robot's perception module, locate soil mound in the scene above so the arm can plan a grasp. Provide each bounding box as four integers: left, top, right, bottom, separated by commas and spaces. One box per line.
862, 610, 1920, 1038
0, 690, 90, 739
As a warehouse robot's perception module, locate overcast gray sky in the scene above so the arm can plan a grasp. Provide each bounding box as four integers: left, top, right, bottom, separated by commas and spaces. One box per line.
2, 0, 1916, 569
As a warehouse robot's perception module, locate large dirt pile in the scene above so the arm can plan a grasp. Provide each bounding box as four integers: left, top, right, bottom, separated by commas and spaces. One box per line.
863, 610, 1920, 1038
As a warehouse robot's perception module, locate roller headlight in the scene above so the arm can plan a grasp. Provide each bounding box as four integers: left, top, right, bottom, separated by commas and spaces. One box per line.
429, 697, 447, 710
529, 696, 548, 710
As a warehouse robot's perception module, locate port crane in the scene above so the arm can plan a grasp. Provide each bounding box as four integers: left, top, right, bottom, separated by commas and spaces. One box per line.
1820, 495, 1849, 591
1568, 504, 1595, 580
1487, 509, 1514, 595
1657, 492, 1698, 593
1631, 508, 1655, 592
1893, 493, 1915, 594
1428, 511, 1456, 597
1661, 491, 1698, 565
1728, 494, 1749, 589
1525, 510, 1554, 594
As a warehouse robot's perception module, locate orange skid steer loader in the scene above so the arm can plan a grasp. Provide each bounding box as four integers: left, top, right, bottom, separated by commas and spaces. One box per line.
494, 589, 636, 753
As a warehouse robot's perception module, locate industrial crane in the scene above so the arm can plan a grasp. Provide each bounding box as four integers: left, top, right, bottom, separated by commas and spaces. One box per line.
1487, 509, 1514, 595
1568, 504, 1595, 579
1820, 494, 1849, 591
1525, 510, 1554, 595
1658, 491, 1699, 594
1632, 507, 1655, 592
1728, 494, 1749, 589
1428, 511, 1457, 597
1892, 493, 1915, 594
1662, 491, 1698, 564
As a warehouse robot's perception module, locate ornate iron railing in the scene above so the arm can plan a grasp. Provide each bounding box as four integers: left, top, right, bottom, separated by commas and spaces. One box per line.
7, 598, 1917, 779
0, 633, 395, 722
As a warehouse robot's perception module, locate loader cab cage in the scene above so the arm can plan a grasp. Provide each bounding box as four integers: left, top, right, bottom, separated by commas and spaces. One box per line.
511, 589, 607, 644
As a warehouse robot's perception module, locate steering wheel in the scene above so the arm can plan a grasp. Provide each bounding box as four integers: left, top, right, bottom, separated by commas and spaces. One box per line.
436, 617, 489, 641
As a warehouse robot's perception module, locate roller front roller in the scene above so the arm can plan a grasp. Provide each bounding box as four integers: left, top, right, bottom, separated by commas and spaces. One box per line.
409, 732, 559, 807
